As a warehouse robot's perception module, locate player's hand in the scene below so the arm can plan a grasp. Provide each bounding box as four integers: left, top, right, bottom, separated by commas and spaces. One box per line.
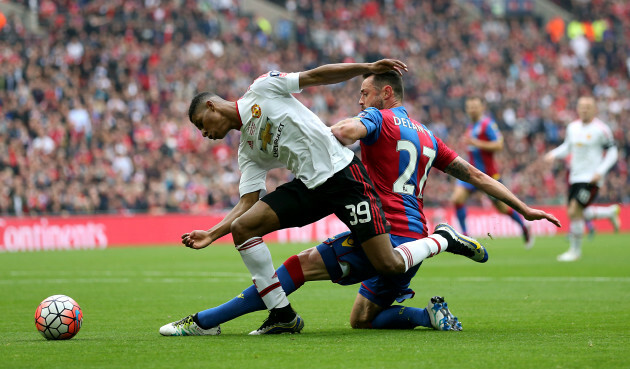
542, 153, 555, 165
463, 136, 478, 147
522, 208, 561, 228
181, 230, 213, 249
369, 59, 408, 76
589, 173, 602, 184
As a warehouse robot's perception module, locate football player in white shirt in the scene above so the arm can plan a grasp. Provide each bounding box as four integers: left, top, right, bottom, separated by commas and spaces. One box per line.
544, 97, 619, 262
161, 59, 490, 336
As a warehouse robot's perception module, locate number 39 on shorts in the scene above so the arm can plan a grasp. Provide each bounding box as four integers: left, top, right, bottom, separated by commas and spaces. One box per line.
345, 201, 372, 225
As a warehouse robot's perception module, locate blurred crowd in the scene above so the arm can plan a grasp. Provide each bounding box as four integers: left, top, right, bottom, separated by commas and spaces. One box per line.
0, 0, 628, 216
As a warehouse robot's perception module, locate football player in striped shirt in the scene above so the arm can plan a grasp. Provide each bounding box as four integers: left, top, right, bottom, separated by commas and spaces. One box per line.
451, 96, 533, 248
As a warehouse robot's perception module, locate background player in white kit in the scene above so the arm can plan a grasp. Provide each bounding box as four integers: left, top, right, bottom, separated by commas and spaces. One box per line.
544, 96, 619, 262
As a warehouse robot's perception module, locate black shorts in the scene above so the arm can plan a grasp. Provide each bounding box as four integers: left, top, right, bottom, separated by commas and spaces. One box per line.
261, 156, 390, 243
568, 183, 599, 207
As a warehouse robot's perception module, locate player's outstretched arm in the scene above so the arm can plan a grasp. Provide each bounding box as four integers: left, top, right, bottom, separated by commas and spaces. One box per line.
298, 59, 408, 89
181, 191, 260, 249
444, 157, 561, 227
331, 118, 367, 146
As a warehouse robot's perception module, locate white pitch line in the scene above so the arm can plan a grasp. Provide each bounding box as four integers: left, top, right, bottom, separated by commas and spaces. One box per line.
0, 277, 252, 284
7, 270, 251, 278
1, 276, 630, 284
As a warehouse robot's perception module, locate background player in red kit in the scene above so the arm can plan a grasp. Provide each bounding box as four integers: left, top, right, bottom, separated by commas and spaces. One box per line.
450, 96, 533, 248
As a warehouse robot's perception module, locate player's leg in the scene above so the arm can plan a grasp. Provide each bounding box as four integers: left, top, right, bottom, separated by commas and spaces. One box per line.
357, 296, 462, 331
583, 204, 621, 232
559, 183, 594, 261
330, 157, 455, 275
349, 234, 462, 331
559, 199, 585, 262
348, 261, 431, 330
360, 225, 489, 274
451, 182, 472, 234
585, 218, 596, 239
492, 199, 533, 249
559, 183, 598, 262
160, 245, 330, 336
228, 200, 297, 327
227, 180, 328, 334
350, 276, 461, 331
245, 179, 350, 334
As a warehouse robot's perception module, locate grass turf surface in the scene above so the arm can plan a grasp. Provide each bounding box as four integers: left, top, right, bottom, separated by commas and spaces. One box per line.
1, 233, 629, 369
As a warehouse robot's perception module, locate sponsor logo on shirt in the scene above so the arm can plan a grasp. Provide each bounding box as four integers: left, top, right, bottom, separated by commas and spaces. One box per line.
251, 104, 261, 118
257, 120, 285, 157
272, 123, 284, 158
259, 120, 273, 152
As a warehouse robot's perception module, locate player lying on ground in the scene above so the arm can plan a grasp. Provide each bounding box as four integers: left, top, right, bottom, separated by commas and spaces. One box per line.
160, 224, 484, 336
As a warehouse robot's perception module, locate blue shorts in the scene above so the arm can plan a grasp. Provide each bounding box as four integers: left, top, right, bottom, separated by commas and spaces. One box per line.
316, 232, 421, 307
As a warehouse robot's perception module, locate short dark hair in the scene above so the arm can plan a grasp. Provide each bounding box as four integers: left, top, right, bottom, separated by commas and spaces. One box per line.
466, 95, 485, 105
363, 71, 404, 101
188, 92, 215, 122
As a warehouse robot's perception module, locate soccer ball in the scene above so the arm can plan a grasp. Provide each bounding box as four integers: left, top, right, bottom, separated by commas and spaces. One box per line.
34, 295, 83, 340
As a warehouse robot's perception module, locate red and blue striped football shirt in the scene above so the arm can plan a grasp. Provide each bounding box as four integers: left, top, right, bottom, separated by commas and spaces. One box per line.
358, 106, 457, 239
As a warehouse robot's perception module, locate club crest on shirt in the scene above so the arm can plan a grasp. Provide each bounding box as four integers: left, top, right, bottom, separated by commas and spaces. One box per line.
247, 140, 254, 149
251, 104, 261, 119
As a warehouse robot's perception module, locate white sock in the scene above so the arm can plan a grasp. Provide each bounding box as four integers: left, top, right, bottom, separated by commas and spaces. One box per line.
568, 219, 585, 254
235, 237, 289, 310
583, 205, 616, 220
394, 234, 448, 271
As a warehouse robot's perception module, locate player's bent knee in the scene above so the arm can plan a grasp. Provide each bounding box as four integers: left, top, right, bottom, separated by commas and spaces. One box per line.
230, 218, 257, 244
349, 316, 372, 329
350, 320, 371, 329
373, 259, 405, 276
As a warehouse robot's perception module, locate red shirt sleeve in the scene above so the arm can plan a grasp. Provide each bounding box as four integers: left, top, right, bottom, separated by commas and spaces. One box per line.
433, 136, 459, 171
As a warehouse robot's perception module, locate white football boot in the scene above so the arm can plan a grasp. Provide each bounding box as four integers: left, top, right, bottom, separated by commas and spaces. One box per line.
159, 315, 220, 336
427, 296, 462, 331
557, 250, 580, 262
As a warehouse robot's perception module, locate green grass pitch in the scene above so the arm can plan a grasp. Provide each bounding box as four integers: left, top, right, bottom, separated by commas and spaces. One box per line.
1, 233, 630, 369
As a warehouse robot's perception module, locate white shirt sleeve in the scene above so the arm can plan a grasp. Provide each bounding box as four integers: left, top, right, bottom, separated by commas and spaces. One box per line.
548, 139, 570, 159
596, 145, 618, 176
238, 153, 267, 197
250, 72, 301, 97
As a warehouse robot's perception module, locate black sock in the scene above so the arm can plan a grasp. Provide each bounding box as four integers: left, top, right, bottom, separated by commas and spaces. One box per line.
192, 313, 205, 328
271, 304, 295, 321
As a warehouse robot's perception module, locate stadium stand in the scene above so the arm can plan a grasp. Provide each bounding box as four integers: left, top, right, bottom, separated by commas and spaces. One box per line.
0, 0, 627, 216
